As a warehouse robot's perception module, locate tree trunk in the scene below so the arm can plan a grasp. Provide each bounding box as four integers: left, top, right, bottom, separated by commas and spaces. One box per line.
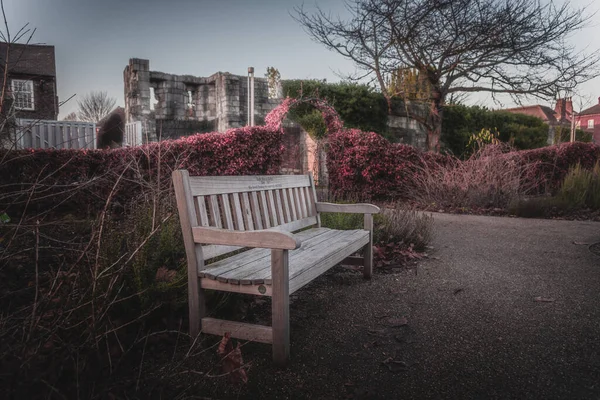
426, 91, 444, 152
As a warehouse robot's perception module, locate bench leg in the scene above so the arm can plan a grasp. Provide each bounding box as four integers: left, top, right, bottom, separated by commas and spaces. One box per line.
189, 275, 206, 339
271, 249, 290, 365
363, 213, 374, 279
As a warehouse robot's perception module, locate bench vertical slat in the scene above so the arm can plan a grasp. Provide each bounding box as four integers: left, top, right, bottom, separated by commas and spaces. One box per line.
271, 249, 290, 365
221, 194, 235, 230
267, 190, 278, 226
275, 189, 286, 224
291, 187, 301, 218
251, 191, 263, 229
231, 193, 245, 231
241, 192, 254, 230
172, 170, 205, 338
286, 188, 298, 221
308, 174, 321, 227
281, 188, 292, 223
259, 191, 271, 228
196, 196, 210, 227
210, 195, 222, 228
298, 188, 312, 217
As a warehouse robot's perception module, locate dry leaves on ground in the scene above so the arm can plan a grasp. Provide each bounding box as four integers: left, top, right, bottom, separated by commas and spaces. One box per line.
217, 332, 248, 384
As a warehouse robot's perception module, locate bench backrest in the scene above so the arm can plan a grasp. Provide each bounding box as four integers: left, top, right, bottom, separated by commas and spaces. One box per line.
173, 170, 320, 264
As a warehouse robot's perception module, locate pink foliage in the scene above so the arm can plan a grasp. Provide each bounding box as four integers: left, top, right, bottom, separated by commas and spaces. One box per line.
0, 125, 284, 215
264, 97, 345, 134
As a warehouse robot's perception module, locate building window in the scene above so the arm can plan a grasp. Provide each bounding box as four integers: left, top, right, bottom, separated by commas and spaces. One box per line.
588, 119, 594, 129
11, 79, 34, 110
576, 120, 580, 128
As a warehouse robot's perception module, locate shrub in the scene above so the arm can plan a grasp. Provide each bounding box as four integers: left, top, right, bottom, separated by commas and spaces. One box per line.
375, 205, 433, 252
0, 124, 284, 218
326, 129, 432, 200
282, 80, 389, 138
517, 142, 600, 193
320, 203, 433, 268
442, 104, 550, 157
320, 211, 364, 231
557, 162, 600, 209
553, 126, 593, 144
412, 144, 543, 209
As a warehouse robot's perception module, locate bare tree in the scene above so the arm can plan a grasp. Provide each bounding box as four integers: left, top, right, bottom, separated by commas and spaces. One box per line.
77, 91, 116, 123
61, 111, 77, 121
294, 0, 599, 151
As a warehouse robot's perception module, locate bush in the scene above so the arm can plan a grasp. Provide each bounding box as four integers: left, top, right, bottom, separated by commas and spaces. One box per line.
0, 125, 284, 218
375, 205, 433, 252
553, 126, 593, 144
320, 203, 433, 268
412, 144, 542, 209
282, 80, 389, 138
326, 129, 437, 200
557, 162, 600, 209
517, 142, 600, 193
442, 104, 550, 157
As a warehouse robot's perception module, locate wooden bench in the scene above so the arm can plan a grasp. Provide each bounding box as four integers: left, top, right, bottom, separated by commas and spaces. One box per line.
172, 170, 380, 365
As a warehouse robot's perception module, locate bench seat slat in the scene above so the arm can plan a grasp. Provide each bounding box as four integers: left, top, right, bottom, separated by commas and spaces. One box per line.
238, 229, 348, 284
201, 228, 369, 291
240, 229, 366, 285
201, 227, 330, 280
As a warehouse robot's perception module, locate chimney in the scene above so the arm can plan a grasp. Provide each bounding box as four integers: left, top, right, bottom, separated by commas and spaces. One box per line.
566, 97, 573, 120
554, 98, 566, 121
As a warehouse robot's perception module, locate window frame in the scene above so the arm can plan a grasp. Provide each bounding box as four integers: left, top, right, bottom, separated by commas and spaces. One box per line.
11, 79, 35, 111
588, 119, 594, 129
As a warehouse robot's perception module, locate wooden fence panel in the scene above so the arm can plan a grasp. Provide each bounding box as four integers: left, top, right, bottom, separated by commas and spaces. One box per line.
124, 121, 143, 147
16, 119, 96, 150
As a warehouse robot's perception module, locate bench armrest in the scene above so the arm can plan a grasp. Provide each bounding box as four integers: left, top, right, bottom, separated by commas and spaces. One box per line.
315, 202, 380, 214
192, 227, 301, 250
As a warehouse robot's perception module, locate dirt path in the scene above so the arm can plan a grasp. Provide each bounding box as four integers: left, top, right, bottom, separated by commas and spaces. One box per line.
197, 213, 600, 399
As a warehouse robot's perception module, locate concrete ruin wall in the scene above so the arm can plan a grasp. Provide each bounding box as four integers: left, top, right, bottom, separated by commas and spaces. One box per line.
387, 101, 428, 149
124, 58, 280, 141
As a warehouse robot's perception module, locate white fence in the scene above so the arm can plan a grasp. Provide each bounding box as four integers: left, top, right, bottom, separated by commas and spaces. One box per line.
16, 119, 96, 150
124, 121, 143, 147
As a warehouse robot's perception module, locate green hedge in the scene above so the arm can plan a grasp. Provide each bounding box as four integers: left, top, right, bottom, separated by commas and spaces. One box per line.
441, 104, 550, 157
281, 80, 389, 139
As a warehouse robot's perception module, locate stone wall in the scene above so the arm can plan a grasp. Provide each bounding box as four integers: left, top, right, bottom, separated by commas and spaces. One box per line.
124, 58, 280, 141
386, 100, 428, 149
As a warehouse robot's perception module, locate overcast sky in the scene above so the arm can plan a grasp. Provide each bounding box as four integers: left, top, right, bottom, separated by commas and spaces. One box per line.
5, 0, 600, 118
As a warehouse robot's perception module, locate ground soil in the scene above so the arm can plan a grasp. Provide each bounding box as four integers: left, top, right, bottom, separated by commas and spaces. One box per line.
183, 213, 600, 400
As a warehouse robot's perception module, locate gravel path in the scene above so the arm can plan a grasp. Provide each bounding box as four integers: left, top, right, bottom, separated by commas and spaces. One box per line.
202, 213, 600, 399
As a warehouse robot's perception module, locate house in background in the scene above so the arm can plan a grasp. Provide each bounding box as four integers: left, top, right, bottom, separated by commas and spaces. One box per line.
502, 98, 572, 144
0, 43, 96, 150
0, 42, 59, 120
575, 98, 600, 144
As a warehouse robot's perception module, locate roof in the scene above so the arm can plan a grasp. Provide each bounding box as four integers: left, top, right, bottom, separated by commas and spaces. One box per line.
578, 103, 600, 116
502, 105, 559, 123
0, 42, 56, 77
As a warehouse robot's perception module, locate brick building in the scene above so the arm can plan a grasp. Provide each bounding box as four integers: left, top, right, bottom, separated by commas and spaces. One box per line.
575, 98, 600, 144
0, 42, 59, 120
503, 98, 572, 144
